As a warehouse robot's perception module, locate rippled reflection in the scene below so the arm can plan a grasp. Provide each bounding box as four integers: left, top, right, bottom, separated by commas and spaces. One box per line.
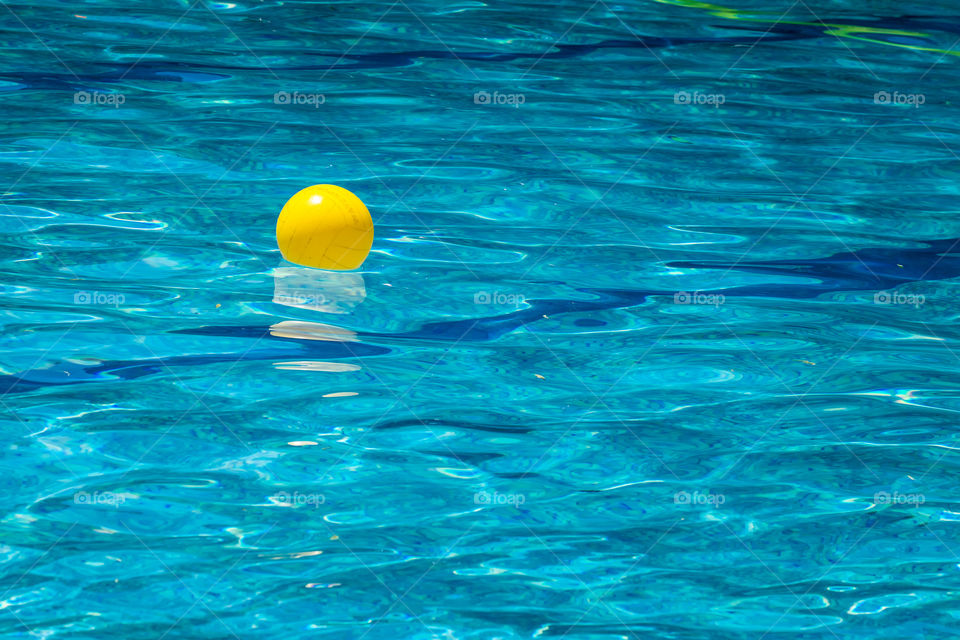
4, 0, 960, 638
272, 264, 366, 315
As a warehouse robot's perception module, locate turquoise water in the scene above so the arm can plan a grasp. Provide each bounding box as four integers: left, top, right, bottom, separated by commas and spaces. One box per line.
4, 0, 960, 637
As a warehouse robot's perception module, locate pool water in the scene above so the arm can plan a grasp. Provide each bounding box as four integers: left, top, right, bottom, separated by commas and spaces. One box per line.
3, 0, 960, 637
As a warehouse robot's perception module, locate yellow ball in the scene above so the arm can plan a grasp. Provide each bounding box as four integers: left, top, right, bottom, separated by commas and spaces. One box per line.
276, 184, 374, 270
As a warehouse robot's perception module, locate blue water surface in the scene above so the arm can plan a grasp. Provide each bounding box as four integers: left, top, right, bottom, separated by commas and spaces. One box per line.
3, 0, 960, 637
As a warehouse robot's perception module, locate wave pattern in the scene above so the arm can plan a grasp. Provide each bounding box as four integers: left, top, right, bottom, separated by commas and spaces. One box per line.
3, 0, 960, 638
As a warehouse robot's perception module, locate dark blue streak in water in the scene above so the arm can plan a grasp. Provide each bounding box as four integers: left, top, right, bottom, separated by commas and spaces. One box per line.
388, 235, 960, 341
7, 14, 955, 91
3, 235, 958, 395
0, 32, 806, 91
0, 333, 389, 395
